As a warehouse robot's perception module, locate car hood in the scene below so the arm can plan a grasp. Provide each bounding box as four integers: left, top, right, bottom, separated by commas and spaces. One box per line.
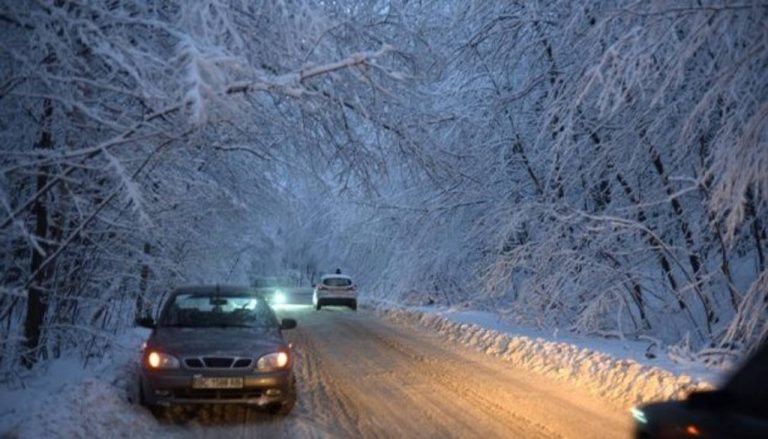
148, 327, 286, 358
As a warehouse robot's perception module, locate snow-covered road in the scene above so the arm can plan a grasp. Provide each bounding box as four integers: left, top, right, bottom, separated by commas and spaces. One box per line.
2, 304, 633, 438
168, 304, 630, 438
284, 305, 630, 438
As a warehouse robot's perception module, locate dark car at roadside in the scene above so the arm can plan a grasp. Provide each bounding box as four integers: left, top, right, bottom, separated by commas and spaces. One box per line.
632, 340, 767, 438
136, 285, 298, 415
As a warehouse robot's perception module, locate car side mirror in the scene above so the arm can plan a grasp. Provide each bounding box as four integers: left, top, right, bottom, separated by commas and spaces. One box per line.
687, 390, 730, 410
136, 317, 155, 329
281, 318, 297, 330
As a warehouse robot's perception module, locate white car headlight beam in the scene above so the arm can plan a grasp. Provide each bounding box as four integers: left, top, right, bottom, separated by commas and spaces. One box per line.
146, 351, 180, 369
257, 351, 289, 370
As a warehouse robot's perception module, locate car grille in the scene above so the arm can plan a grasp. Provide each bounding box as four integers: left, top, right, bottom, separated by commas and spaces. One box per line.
184, 357, 252, 369
233, 358, 252, 367
186, 358, 204, 368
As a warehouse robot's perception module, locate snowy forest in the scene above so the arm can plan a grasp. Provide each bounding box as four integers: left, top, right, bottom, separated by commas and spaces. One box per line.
1, 0, 766, 376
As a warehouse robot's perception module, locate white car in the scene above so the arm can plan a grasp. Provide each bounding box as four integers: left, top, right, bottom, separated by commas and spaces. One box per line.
313, 274, 357, 311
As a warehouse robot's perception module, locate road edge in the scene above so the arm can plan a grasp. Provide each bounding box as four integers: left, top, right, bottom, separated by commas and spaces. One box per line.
365, 301, 713, 410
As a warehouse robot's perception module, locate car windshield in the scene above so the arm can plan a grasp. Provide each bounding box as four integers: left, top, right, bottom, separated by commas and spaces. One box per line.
158, 292, 278, 328
323, 277, 352, 287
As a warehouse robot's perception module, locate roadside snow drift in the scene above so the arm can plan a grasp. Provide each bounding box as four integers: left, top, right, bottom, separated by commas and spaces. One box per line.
368, 302, 715, 409
0, 329, 162, 438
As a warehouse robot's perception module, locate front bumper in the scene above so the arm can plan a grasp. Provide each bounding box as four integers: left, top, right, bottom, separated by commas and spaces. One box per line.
314, 291, 357, 303
140, 368, 294, 407
316, 297, 357, 306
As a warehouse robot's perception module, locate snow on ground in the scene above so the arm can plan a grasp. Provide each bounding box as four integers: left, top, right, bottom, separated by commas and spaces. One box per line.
366, 300, 723, 410
0, 328, 167, 438
0, 299, 727, 437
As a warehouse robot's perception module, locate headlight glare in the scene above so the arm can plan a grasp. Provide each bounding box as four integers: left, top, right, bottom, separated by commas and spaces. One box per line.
146, 351, 180, 369
257, 351, 289, 370
273, 290, 286, 304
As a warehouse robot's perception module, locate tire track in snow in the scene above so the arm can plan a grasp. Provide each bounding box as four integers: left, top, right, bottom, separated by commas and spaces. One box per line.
289, 307, 629, 438
288, 322, 376, 437
329, 317, 559, 438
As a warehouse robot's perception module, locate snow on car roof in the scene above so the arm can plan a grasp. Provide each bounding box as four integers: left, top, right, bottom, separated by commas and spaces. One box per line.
320, 274, 352, 280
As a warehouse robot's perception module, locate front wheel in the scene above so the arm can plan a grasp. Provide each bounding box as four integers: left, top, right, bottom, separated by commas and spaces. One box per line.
349, 300, 357, 311
315, 302, 321, 311
139, 378, 170, 419
271, 396, 296, 416
149, 404, 170, 419
270, 379, 297, 416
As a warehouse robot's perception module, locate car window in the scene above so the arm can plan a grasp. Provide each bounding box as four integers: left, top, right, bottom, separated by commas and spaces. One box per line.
323, 277, 352, 287
159, 293, 278, 328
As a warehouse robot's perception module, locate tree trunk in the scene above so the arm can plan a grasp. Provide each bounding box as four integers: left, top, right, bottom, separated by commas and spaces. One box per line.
647, 141, 714, 333
471, 45, 543, 196
615, 172, 703, 339
23, 98, 54, 368
746, 188, 766, 273
135, 242, 152, 320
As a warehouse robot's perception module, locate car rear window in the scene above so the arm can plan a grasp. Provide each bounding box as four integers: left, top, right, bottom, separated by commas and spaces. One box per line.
323, 277, 352, 287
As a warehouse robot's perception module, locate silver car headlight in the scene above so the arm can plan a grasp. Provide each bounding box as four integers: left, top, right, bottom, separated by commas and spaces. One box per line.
256, 351, 289, 370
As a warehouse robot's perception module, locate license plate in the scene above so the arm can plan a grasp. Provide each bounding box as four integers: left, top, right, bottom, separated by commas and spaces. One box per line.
192, 376, 244, 389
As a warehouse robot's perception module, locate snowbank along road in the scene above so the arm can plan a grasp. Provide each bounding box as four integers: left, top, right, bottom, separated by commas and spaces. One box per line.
154, 304, 631, 438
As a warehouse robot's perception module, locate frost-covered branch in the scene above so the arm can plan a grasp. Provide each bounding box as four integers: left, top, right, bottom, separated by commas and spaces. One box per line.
225, 45, 394, 96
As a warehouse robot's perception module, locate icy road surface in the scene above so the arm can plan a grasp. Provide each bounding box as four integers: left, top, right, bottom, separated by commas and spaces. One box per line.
167, 304, 631, 438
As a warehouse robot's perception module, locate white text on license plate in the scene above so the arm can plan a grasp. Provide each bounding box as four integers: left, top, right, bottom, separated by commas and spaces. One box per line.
192, 376, 244, 389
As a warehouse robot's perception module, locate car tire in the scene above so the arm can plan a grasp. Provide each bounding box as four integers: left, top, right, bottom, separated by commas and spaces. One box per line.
349, 300, 357, 311
270, 380, 297, 416
150, 404, 169, 419
315, 300, 322, 311
139, 380, 170, 419
134, 377, 146, 406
